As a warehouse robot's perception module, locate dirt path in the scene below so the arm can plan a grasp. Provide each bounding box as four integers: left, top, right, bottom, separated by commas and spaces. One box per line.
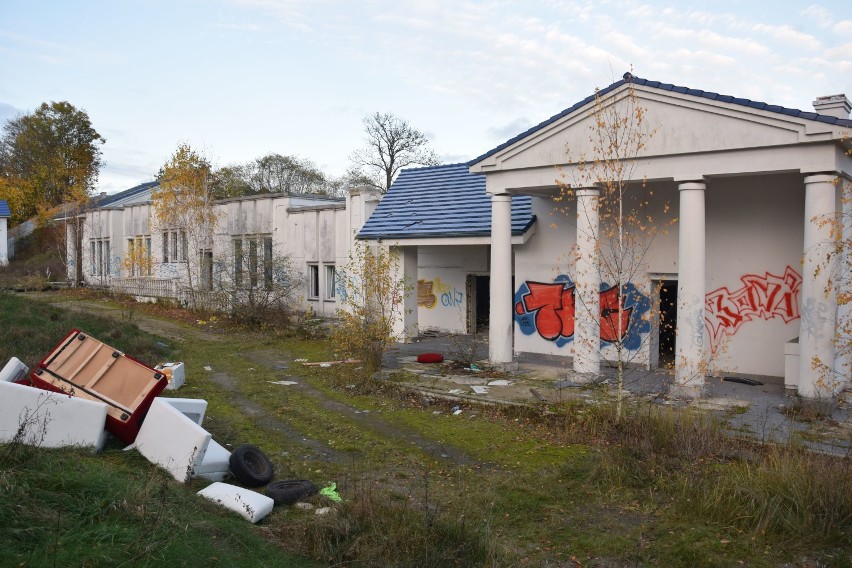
35, 293, 484, 466
242, 350, 481, 466
206, 370, 353, 463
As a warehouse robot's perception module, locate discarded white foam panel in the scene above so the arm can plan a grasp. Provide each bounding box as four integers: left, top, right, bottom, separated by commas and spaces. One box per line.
160, 397, 208, 425
197, 482, 274, 523
194, 439, 231, 482
132, 397, 211, 483
0, 357, 29, 382
0, 381, 108, 451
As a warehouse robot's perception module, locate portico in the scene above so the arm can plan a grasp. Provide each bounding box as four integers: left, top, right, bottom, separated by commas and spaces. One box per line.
470, 75, 852, 398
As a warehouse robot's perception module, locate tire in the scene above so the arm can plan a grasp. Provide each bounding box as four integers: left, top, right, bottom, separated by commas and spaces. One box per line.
229, 444, 274, 487
417, 353, 444, 364
266, 479, 318, 506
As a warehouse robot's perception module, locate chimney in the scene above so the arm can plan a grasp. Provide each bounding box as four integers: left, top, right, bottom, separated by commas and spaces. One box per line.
812, 94, 851, 120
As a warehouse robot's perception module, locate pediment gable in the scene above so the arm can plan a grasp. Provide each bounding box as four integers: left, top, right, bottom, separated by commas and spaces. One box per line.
472, 83, 848, 173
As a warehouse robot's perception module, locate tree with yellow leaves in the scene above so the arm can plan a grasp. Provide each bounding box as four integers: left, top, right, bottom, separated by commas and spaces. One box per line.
149, 143, 219, 308
0, 101, 105, 284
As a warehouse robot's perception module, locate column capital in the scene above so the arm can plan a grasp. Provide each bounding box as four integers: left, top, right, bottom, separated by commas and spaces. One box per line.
803, 173, 839, 185
491, 193, 512, 202
575, 187, 600, 198
678, 180, 706, 191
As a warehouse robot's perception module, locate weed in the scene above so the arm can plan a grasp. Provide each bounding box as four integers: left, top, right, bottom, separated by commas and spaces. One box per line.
782, 396, 836, 423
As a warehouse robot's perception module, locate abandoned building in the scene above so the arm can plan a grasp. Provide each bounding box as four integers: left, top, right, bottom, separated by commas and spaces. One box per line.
68, 75, 851, 400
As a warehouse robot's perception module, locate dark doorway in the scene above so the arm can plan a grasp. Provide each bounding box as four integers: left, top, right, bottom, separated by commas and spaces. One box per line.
659, 281, 677, 366
475, 275, 490, 332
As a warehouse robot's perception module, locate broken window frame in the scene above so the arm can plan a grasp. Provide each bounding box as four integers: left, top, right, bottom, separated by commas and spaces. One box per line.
308, 264, 319, 299
324, 264, 336, 300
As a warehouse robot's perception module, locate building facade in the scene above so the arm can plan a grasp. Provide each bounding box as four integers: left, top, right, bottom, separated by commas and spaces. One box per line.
362, 76, 852, 400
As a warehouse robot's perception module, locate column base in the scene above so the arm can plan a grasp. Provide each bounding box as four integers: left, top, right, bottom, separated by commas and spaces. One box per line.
668, 382, 707, 399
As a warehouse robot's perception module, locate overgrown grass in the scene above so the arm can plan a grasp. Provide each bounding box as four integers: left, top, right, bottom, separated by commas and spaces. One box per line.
274, 476, 502, 566
0, 291, 169, 369
0, 445, 318, 567
4, 292, 851, 567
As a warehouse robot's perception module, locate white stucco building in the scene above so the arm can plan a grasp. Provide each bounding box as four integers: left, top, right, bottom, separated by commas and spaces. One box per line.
70, 74, 851, 400
360, 75, 852, 400
0, 199, 10, 267
73, 184, 380, 318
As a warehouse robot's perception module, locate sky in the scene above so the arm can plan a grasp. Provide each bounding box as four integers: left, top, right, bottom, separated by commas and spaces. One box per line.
1, 0, 850, 195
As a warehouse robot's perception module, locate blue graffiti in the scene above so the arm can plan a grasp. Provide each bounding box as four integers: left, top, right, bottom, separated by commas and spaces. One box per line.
514, 275, 650, 351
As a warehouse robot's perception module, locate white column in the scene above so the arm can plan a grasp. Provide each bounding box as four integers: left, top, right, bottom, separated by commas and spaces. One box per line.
674, 181, 706, 397
799, 174, 838, 398
489, 193, 513, 363
574, 188, 600, 377
391, 245, 418, 342
836, 181, 851, 388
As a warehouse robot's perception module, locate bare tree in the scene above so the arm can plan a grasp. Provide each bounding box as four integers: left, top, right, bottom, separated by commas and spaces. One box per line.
554, 77, 675, 420
349, 112, 440, 192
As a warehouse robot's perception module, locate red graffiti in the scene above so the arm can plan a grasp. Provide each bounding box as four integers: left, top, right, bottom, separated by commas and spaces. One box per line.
600, 286, 633, 343
704, 266, 802, 352
516, 282, 575, 341
515, 281, 631, 343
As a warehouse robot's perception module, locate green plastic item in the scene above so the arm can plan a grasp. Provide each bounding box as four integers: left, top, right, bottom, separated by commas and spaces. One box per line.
319, 482, 342, 503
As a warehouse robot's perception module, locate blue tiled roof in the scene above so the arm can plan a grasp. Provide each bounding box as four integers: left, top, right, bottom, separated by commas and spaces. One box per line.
94, 181, 158, 208
470, 74, 852, 166
0, 199, 10, 217
358, 163, 535, 240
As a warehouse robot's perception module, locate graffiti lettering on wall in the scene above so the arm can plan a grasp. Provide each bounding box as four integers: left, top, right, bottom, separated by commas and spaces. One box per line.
418, 277, 464, 309
514, 275, 650, 350
704, 266, 802, 352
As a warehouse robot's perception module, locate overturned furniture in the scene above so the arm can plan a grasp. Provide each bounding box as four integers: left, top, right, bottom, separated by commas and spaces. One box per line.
129, 397, 231, 483
30, 329, 167, 444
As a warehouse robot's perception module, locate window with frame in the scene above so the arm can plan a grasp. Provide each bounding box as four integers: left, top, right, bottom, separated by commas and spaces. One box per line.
200, 250, 213, 291
126, 236, 151, 276
163, 230, 187, 263
91, 239, 110, 277
325, 264, 336, 299
308, 264, 319, 299
234, 239, 243, 287
233, 235, 273, 289
263, 237, 273, 290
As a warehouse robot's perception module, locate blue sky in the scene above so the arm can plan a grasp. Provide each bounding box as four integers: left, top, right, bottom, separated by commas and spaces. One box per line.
1, 0, 850, 194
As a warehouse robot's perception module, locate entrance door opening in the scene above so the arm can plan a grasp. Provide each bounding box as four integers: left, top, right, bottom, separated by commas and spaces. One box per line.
659, 280, 677, 366
475, 275, 490, 333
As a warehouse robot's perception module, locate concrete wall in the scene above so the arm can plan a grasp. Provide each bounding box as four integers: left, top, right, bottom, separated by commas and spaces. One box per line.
417, 245, 488, 334
703, 174, 804, 377
510, 174, 804, 378
0, 218, 7, 266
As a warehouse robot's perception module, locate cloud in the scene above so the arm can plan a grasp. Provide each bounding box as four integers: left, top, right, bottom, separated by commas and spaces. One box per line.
0, 102, 23, 124
751, 23, 821, 51
488, 117, 534, 141
800, 4, 834, 28
0, 30, 124, 65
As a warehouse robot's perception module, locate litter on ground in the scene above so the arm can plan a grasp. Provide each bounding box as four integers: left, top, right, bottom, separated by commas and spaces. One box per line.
319, 483, 343, 503
269, 380, 299, 386
487, 379, 512, 386
470, 386, 489, 394
302, 359, 361, 367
